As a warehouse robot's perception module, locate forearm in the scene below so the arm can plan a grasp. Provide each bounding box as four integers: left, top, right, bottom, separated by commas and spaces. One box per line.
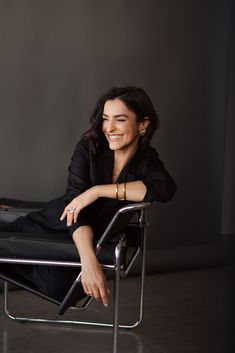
72, 225, 109, 306
72, 225, 96, 260
95, 181, 147, 202
62, 181, 147, 227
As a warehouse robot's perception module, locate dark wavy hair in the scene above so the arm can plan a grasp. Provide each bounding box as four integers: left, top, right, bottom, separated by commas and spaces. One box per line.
83, 86, 159, 153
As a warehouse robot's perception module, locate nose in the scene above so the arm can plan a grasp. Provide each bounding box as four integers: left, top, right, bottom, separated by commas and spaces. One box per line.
106, 119, 116, 132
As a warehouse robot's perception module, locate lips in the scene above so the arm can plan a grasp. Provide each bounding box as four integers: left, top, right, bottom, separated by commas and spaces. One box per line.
107, 134, 123, 142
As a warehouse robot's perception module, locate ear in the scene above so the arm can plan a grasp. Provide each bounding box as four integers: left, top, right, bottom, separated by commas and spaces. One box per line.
139, 117, 150, 133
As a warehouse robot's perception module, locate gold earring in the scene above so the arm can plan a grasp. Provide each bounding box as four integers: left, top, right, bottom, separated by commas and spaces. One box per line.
139, 129, 146, 136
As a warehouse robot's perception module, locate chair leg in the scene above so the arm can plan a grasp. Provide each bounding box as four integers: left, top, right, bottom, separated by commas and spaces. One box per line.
4, 282, 15, 321
137, 226, 147, 327
121, 227, 147, 329
112, 240, 122, 353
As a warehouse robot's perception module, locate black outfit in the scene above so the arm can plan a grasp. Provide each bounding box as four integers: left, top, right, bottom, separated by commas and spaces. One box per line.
0, 137, 176, 301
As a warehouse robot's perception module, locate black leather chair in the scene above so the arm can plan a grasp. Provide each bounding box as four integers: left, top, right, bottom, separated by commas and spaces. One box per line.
0, 198, 151, 353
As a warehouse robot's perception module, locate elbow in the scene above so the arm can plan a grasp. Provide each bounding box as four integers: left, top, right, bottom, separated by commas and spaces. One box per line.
160, 179, 177, 203
144, 178, 177, 203
165, 177, 177, 201
161, 186, 177, 203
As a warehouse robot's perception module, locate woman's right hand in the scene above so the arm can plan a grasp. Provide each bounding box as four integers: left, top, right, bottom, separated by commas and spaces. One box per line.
80, 252, 109, 307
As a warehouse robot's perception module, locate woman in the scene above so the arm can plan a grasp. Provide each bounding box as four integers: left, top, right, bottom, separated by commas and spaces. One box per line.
0, 86, 176, 307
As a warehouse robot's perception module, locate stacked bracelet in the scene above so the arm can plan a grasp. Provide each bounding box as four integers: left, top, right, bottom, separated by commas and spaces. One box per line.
115, 183, 119, 200
123, 182, 127, 200
115, 182, 127, 201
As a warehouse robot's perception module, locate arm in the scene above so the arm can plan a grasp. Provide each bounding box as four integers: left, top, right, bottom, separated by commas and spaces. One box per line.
66, 181, 146, 306
62, 138, 110, 306
98, 181, 147, 201
72, 225, 109, 307
139, 147, 177, 203
60, 181, 147, 226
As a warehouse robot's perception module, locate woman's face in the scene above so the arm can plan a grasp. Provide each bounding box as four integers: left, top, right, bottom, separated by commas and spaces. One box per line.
102, 99, 144, 154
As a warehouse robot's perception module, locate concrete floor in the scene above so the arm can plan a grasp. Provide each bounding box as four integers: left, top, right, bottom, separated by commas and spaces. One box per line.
0, 265, 234, 353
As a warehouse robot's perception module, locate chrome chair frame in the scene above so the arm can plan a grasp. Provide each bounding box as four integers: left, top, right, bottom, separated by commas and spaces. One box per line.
0, 202, 151, 353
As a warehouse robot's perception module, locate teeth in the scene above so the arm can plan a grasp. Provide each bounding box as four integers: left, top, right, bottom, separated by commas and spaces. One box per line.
109, 135, 121, 141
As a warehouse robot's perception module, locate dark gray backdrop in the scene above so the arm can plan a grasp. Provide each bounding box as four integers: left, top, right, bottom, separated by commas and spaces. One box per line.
0, 0, 234, 250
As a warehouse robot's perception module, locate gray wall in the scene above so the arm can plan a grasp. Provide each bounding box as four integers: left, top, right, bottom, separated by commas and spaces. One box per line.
0, 0, 234, 249
222, 9, 235, 236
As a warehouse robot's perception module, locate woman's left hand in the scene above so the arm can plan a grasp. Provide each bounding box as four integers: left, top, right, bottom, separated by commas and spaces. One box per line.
80, 253, 110, 306
60, 186, 99, 226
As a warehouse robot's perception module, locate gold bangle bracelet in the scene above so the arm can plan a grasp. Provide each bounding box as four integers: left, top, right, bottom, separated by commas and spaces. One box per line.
115, 183, 119, 200
117, 182, 126, 201
123, 182, 127, 200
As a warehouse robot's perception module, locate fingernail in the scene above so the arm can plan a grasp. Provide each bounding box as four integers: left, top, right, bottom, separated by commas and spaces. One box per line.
104, 304, 108, 308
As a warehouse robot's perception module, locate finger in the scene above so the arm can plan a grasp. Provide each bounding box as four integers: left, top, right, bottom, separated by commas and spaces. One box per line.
81, 281, 92, 297
81, 275, 93, 297
81, 274, 88, 293
61, 204, 74, 221
67, 212, 74, 226
73, 210, 80, 223
82, 283, 89, 295
91, 286, 101, 302
86, 289, 93, 297
99, 283, 109, 307
66, 212, 71, 226
60, 209, 67, 221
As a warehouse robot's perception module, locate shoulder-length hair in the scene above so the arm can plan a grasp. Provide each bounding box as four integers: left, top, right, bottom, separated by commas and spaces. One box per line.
83, 86, 159, 153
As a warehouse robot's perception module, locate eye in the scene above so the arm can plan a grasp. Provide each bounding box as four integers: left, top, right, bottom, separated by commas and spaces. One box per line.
117, 118, 126, 122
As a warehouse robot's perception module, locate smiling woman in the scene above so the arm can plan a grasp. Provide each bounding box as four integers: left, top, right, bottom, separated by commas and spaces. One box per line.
102, 98, 149, 150
102, 99, 150, 181
0, 86, 177, 307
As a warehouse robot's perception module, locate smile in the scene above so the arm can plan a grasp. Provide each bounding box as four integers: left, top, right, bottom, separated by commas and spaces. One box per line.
108, 135, 123, 141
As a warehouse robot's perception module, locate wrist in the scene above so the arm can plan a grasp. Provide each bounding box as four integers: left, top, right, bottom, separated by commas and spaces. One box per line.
94, 184, 109, 198
116, 182, 127, 200
80, 251, 97, 264
92, 185, 101, 198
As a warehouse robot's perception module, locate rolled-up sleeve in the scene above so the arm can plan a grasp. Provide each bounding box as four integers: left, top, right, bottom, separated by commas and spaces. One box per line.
67, 207, 96, 236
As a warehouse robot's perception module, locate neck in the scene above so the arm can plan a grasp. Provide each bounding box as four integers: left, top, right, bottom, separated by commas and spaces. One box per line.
114, 145, 138, 169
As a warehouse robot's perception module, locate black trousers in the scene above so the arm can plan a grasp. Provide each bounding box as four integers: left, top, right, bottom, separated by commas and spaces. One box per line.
0, 210, 82, 302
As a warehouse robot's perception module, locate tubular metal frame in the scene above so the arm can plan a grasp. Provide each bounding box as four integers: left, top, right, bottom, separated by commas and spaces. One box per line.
0, 202, 150, 353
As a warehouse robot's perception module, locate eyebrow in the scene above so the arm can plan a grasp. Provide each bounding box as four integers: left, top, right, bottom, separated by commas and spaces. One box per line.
102, 113, 128, 118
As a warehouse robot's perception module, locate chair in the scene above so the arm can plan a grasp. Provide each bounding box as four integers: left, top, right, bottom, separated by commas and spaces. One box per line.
0, 199, 151, 353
